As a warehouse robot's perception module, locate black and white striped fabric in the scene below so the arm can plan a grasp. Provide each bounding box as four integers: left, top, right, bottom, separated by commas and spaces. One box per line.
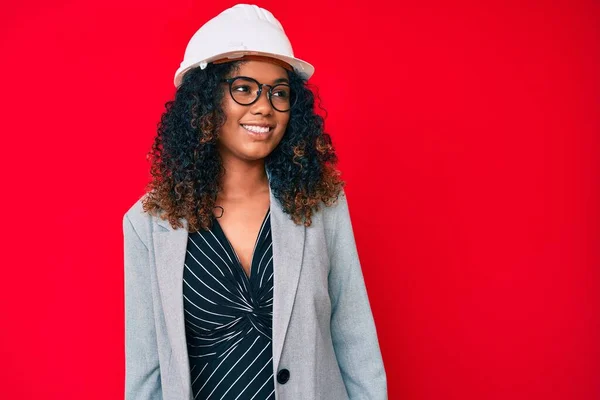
183, 208, 275, 400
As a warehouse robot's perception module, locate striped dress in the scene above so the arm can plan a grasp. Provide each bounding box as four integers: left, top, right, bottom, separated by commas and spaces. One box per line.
183, 208, 275, 400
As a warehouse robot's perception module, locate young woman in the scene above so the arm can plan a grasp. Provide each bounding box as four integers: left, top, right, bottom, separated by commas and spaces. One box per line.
123, 4, 387, 400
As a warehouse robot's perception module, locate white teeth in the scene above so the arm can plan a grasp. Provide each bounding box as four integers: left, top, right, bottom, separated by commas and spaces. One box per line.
242, 125, 270, 134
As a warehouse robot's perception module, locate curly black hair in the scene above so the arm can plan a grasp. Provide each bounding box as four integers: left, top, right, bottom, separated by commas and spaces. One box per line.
142, 61, 344, 232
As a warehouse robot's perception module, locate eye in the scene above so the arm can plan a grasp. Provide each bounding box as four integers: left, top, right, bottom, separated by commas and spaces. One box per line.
232, 85, 251, 93
272, 87, 290, 98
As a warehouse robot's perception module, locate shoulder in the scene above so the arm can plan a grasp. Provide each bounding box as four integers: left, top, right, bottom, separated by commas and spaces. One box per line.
314, 188, 353, 250
319, 187, 350, 226
122, 193, 154, 245
123, 192, 151, 223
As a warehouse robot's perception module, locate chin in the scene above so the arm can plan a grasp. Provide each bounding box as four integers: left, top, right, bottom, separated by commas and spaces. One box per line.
242, 151, 274, 161
218, 137, 282, 163
232, 146, 274, 161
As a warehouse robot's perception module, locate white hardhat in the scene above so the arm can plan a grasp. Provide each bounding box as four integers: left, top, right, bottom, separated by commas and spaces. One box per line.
173, 4, 314, 88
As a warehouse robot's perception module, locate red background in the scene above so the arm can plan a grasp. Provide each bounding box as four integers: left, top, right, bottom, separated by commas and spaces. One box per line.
1, 0, 598, 399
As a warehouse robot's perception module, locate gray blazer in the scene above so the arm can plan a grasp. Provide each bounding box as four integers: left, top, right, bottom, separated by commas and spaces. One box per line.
123, 186, 387, 400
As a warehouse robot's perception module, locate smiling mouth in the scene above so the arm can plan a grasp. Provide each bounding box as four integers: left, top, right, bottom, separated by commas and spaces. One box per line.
241, 124, 273, 134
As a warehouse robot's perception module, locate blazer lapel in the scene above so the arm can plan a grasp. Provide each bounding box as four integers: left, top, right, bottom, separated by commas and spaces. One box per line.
269, 186, 306, 371
153, 217, 192, 400
151, 182, 305, 395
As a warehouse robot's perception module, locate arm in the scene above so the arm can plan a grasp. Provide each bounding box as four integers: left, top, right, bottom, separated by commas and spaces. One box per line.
327, 190, 388, 399
124, 212, 162, 400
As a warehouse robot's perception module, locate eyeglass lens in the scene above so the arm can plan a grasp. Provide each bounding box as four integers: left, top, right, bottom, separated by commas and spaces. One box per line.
229, 77, 292, 111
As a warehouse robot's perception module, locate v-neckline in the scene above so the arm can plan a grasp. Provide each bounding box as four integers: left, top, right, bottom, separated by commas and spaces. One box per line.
212, 207, 270, 280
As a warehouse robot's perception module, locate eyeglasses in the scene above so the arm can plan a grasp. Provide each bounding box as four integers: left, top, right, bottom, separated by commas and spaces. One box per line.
221, 76, 296, 112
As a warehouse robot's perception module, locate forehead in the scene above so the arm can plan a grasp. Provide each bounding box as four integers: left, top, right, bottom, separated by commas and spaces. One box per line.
234, 60, 289, 83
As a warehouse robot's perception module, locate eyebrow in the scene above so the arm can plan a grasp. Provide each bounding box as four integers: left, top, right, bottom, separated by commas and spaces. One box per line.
273, 78, 289, 84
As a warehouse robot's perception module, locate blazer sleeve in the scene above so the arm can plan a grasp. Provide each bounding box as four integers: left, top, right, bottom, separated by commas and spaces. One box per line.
327, 190, 388, 399
124, 210, 163, 400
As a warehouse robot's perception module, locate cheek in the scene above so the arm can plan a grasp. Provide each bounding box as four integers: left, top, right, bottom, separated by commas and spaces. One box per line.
219, 105, 244, 134
221, 97, 244, 121
278, 115, 290, 131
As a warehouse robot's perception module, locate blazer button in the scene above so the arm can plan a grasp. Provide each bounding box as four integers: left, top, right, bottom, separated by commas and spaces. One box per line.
277, 368, 290, 384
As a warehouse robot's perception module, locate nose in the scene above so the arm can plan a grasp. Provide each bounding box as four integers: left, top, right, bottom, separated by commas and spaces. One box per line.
250, 85, 274, 115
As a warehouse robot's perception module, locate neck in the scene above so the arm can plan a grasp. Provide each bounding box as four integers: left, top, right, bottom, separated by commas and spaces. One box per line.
218, 155, 269, 200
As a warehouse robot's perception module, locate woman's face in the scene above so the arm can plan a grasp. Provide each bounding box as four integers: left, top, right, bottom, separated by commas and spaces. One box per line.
217, 60, 291, 163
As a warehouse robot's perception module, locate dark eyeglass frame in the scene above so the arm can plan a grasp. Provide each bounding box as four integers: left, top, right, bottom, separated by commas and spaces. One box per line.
220, 76, 296, 112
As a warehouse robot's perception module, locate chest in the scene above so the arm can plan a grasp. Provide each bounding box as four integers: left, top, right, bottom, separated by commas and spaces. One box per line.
213, 196, 270, 277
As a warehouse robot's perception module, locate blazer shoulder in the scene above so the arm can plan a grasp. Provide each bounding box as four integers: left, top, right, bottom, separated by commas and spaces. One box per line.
319, 188, 352, 248
123, 192, 150, 221
122, 193, 154, 245
321, 187, 350, 224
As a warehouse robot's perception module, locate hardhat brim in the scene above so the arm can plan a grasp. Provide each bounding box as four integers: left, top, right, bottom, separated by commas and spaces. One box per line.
173, 50, 314, 88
